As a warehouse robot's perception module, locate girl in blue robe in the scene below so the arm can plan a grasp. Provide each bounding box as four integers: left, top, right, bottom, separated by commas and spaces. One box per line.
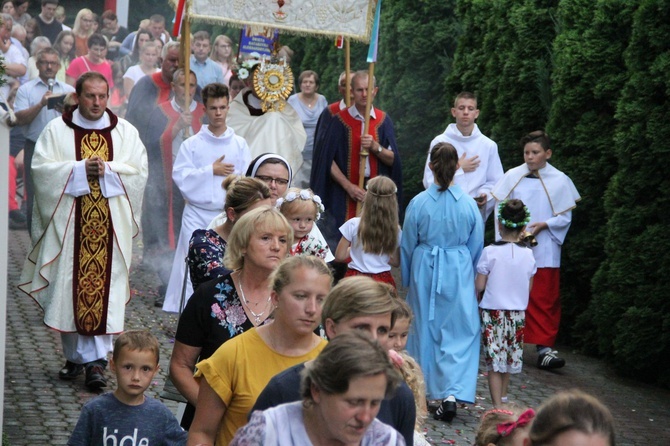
401, 142, 484, 422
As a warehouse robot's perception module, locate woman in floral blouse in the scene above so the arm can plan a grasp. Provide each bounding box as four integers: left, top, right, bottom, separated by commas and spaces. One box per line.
187, 175, 271, 291
170, 206, 288, 430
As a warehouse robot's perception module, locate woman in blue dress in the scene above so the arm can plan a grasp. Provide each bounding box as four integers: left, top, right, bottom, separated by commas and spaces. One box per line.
401, 142, 484, 422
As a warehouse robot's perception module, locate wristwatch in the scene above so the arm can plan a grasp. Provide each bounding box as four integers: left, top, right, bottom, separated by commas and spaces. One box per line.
377, 144, 383, 153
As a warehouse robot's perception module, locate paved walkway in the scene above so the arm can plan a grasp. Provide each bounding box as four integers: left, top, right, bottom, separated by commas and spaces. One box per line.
4, 228, 670, 445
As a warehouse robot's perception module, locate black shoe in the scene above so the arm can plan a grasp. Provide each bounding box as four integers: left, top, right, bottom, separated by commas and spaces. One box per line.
58, 361, 84, 380
537, 350, 566, 370
85, 363, 107, 389
9, 210, 27, 230
434, 398, 457, 422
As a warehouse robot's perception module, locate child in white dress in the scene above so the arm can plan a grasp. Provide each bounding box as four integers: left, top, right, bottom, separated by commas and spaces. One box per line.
335, 176, 401, 287
476, 199, 536, 408
276, 187, 330, 260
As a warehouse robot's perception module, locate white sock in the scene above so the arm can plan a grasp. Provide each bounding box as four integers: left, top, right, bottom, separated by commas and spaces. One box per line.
501, 396, 508, 403
445, 395, 456, 402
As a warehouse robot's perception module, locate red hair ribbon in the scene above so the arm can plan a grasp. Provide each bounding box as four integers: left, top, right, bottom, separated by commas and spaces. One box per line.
497, 408, 536, 437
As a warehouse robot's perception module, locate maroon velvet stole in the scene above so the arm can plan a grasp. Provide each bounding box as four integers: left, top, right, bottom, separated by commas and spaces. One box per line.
338, 107, 385, 221
65, 109, 119, 336
158, 101, 205, 249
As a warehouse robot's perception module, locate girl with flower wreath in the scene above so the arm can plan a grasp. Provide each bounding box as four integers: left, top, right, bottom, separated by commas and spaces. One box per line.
276, 187, 331, 260
475, 199, 537, 408
335, 176, 401, 287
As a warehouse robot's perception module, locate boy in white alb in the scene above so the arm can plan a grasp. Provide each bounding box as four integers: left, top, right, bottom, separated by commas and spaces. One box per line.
422, 91, 503, 221
163, 83, 251, 313
491, 131, 580, 370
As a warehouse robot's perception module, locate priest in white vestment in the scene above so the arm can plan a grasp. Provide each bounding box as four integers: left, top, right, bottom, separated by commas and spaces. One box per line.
19, 72, 148, 390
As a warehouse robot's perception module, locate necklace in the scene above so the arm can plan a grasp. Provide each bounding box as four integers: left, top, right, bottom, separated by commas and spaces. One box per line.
301, 93, 316, 108
237, 273, 272, 325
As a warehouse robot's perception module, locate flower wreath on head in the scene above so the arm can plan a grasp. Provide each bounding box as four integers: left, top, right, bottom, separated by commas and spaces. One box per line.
234, 52, 262, 81
497, 200, 531, 229
276, 189, 325, 221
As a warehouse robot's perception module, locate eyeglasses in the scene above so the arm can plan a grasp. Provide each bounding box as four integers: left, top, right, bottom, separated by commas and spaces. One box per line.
90, 47, 107, 54
256, 175, 289, 186
38, 60, 59, 66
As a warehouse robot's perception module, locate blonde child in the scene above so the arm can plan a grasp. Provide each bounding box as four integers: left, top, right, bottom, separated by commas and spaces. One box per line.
389, 349, 430, 446
276, 187, 330, 259
335, 175, 401, 287
475, 407, 535, 446
388, 298, 412, 352
476, 199, 537, 408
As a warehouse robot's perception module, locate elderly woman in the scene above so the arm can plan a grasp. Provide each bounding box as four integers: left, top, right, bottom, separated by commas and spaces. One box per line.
187, 175, 272, 291
186, 250, 332, 445
170, 206, 286, 430
287, 70, 328, 188
232, 331, 405, 445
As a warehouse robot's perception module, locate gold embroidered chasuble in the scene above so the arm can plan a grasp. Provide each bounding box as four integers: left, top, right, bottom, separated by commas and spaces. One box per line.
19, 109, 148, 335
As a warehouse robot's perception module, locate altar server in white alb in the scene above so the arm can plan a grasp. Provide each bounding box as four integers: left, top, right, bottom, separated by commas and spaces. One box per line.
163, 83, 251, 313
491, 130, 580, 370
422, 91, 503, 221
19, 72, 148, 391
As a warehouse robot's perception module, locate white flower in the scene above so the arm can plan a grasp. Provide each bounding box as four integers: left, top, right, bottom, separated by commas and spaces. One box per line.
238, 68, 249, 79
250, 51, 261, 59
299, 189, 311, 200
275, 198, 284, 208
285, 191, 298, 202
313, 195, 323, 206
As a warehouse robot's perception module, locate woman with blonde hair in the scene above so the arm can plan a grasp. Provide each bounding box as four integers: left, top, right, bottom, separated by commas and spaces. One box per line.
187, 251, 332, 445
72, 8, 95, 57
171, 205, 293, 430
122, 40, 159, 98
210, 34, 235, 86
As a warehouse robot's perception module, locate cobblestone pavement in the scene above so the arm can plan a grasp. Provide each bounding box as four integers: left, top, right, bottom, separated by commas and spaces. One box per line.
5, 228, 670, 445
